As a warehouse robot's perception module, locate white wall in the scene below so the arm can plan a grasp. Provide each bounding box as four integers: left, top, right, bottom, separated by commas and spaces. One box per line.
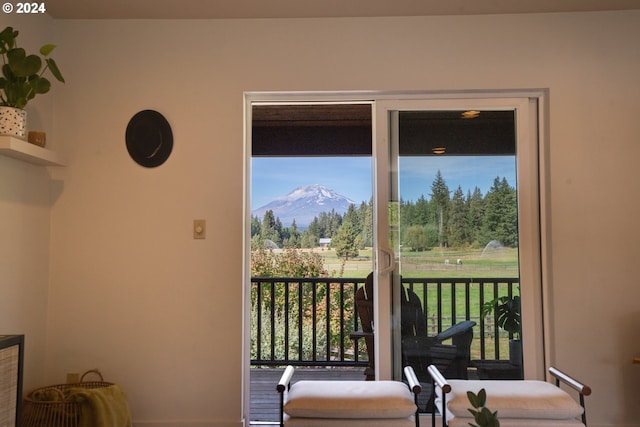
1, 10, 639, 427
0, 12, 56, 393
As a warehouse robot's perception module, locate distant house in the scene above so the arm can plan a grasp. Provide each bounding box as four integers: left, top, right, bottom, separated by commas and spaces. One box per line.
319, 238, 332, 248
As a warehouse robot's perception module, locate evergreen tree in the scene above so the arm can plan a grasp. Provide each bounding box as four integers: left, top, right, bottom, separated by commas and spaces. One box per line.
329, 209, 343, 236
274, 217, 284, 244
300, 231, 317, 248
359, 199, 374, 247
413, 195, 430, 226
343, 204, 360, 240
480, 177, 518, 247
280, 225, 291, 247
307, 217, 321, 237
250, 233, 263, 251
332, 216, 361, 259
399, 198, 411, 226
430, 170, 451, 247
316, 210, 342, 238
283, 220, 301, 248
467, 187, 485, 245
260, 210, 280, 246
448, 186, 470, 246
499, 178, 518, 247
250, 215, 261, 239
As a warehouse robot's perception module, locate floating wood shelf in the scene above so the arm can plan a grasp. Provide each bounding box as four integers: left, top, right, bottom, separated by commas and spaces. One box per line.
0, 135, 66, 166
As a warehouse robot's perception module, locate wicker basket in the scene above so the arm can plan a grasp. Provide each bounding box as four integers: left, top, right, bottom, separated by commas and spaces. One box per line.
22, 369, 114, 427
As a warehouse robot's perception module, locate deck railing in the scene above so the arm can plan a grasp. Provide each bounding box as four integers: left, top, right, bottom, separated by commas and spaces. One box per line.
250, 276, 519, 367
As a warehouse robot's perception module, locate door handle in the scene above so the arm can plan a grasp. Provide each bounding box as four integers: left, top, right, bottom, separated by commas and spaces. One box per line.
378, 247, 395, 273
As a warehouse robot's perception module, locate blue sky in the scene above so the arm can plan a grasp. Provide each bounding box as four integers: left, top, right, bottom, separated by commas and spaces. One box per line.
251, 156, 516, 209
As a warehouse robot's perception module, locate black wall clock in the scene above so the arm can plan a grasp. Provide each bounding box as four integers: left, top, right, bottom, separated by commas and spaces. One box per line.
125, 110, 173, 167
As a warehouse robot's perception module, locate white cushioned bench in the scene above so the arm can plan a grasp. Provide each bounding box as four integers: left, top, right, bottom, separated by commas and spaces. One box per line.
428, 365, 591, 427
277, 365, 422, 427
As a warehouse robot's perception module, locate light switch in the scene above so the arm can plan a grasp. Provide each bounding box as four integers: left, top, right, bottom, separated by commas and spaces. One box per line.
193, 219, 206, 239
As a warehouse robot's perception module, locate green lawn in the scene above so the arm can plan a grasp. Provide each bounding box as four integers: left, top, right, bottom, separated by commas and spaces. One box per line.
318, 246, 519, 279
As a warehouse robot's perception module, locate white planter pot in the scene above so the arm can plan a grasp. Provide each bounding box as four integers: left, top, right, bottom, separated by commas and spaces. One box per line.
0, 106, 27, 138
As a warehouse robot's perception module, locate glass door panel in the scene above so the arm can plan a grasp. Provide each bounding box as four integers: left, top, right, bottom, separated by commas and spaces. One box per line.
247, 100, 376, 422
375, 98, 542, 387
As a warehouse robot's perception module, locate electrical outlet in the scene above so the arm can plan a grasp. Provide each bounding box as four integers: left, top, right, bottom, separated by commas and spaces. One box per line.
193, 219, 206, 239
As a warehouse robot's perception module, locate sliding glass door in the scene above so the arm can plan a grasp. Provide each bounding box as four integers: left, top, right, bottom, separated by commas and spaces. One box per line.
373, 97, 543, 382
244, 92, 545, 421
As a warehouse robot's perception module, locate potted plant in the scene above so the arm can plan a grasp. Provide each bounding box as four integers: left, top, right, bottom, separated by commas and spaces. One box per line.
482, 292, 522, 365
0, 26, 64, 138
467, 388, 500, 427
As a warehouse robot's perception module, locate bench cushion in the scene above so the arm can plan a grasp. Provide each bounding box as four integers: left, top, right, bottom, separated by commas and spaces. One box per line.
284, 415, 415, 426
284, 380, 416, 419
436, 379, 584, 420
447, 418, 584, 427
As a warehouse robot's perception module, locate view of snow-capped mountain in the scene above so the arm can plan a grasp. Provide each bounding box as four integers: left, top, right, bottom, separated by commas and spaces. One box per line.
252, 184, 357, 228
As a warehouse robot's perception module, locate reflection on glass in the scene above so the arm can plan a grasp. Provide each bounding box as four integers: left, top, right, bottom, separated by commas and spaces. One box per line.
393, 110, 523, 398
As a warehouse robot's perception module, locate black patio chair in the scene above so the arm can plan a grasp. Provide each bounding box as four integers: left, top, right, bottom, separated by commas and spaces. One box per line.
400, 286, 476, 383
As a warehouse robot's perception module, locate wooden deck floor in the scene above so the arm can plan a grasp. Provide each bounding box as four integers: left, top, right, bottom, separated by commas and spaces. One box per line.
249, 366, 434, 424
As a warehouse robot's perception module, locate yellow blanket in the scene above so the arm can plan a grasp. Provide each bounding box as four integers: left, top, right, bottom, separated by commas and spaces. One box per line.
67, 384, 132, 427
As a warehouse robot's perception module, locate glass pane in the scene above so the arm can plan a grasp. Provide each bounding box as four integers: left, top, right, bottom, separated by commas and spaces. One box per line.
392, 110, 523, 410
249, 103, 374, 422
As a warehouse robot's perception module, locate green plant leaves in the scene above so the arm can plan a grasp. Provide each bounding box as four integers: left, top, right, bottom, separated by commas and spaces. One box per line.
495, 295, 520, 335
469, 407, 500, 427
0, 26, 64, 108
39, 44, 56, 56
482, 294, 521, 337
467, 389, 500, 427
7, 48, 42, 77
29, 76, 51, 95
45, 58, 65, 83
0, 27, 18, 53
467, 389, 487, 408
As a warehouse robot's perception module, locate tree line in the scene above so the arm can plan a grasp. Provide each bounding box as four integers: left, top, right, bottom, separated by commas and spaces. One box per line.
251, 171, 517, 259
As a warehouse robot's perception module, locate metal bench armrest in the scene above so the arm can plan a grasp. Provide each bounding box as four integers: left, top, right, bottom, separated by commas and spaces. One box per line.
548, 366, 591, 426
276, 365, 295, 427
